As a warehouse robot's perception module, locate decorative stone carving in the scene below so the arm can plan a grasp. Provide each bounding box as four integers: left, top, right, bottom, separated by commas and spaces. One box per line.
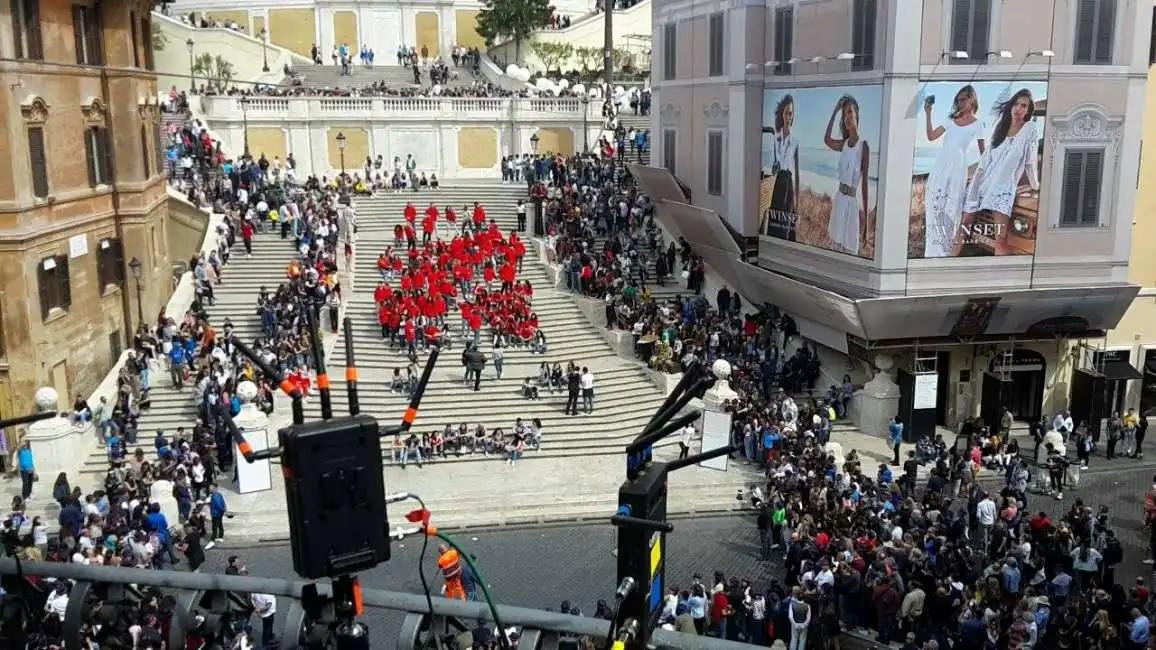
704, 99, 729, 126
21, 96, 49, 124
81, 97, 107, 124
659, 103, 680, 126
1047, 103, 1124, 166
1069, 111, 1105, 139
137, 102, 158, 123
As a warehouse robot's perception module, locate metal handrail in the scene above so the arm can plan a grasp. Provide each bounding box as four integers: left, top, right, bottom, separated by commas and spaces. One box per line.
0, 559, 755, 650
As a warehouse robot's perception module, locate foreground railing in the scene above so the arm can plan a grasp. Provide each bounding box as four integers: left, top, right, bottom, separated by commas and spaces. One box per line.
0, 560, 752, 650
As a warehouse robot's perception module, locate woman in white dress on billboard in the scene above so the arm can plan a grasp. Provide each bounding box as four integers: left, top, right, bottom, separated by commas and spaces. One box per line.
824, 95, 870, 256
955, 88, 1040, 256
922, 85, 986, 257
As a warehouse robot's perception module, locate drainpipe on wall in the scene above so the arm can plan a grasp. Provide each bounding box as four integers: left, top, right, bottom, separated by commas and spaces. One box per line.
101, 65, 134, 347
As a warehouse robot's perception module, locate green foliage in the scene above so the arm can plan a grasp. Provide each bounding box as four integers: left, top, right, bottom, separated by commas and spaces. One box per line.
573, 46, 602, 72
152, 22, 168, 52
476, 0, 554, 58
530, 41, 573, 71
191, 53, 236, 91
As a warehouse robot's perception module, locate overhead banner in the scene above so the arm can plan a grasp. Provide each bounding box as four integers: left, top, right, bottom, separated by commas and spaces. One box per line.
759, 84, 882, 259
908, 81, 1049, 258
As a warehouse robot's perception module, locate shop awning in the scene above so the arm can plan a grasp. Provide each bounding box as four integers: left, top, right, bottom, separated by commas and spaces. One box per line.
1097, 361, 1144, 382
629, 162, 1142, 352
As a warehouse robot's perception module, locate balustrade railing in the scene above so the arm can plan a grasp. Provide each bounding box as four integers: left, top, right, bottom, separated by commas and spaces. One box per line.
207, 96, 597, 121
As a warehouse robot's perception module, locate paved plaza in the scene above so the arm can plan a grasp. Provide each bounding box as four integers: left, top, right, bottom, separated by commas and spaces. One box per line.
198, 464, 1156, 648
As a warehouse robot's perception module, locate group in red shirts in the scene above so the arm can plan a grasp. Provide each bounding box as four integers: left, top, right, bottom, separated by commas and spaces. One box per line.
375, 202, 536, 355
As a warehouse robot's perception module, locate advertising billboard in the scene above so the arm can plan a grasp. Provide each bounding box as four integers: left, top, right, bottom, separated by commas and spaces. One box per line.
908, 81, 1048, 258
758, 84, 882, 259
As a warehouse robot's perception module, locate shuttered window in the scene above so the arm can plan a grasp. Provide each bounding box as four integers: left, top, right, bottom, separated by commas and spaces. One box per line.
773, 7, 794, 75
662, 129, 677, 175
28, 127, 49, 199
129, 11, 140, 67
708, 13, 725, 77
84, 127, 111, 187
140, 124, 151, 179
142, 16, 155, 70
72, 4, 104, 66
949, 0, 991, 62
11, 0, 43, 60
852, 0, 877, 70
707, 131, 724, 196
97, 237, 126, 291
38, 254, 71, 320
663, 24, 677, 80
1059, 150, 1104, 227
1075, 0, 1116, 64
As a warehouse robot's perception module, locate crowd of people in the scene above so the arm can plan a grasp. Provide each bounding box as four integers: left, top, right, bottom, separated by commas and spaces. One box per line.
0, 105, 358, 648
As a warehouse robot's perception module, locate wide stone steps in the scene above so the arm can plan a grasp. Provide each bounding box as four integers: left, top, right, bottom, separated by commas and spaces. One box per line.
321, 181, 671, 463
76, 231, 304, 475
291, 64, 479, 89
617, 114, 651, 131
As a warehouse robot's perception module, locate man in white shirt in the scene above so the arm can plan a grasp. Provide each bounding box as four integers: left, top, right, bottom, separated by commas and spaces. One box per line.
44, 582, 70, 621
976, 492, 997, 553
579, 368, 594, 414
1053, 411, 1074, 441
250, 590, 277, 648
679, 424, 697, 460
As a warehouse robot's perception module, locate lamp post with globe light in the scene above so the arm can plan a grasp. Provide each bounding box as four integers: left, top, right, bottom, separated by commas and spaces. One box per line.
336, 132, 347, 179
186, 38, 195, 93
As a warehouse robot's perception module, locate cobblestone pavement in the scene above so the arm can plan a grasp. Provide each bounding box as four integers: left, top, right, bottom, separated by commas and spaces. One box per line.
193, 462, 1156, 649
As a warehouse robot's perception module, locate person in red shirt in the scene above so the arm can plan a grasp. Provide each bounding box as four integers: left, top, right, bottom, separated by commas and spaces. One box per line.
240, 220, 254, 256
404, 202, 417, 224
373, 282, 392, 305
709, 589, 730, 637
472, 202, 486, 226
378, 304, 393, 339
499, 262, 516, 292
423, 204, 438, 245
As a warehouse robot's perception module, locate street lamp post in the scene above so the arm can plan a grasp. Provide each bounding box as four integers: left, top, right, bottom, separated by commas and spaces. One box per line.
580, 96, 590, 153
185, 38, 195, 94
529, 133, 543, 236
239, 95, 251, 158
336, 132, 347, 180
260, 28, 270, 73
128, 257, 144, 325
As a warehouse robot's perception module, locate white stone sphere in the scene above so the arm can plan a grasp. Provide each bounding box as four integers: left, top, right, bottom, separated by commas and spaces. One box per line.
236, 380, 259, 403
505, 64, 518, 76
34, 386, 59, 412
711, 359, 732, 381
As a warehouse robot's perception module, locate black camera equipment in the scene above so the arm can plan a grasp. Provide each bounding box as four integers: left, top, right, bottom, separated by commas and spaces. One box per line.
611, 360, 738, 650
223, 314, 442, 649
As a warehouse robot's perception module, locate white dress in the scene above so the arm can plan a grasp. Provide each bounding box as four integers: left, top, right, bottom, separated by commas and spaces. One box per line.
827, 139, 864, 254
924, 119, 984, 257
962, 120, 1039, 216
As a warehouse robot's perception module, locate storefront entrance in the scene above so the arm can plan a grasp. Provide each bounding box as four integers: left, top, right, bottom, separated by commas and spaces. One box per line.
1143, 349, 1156, 416
982, 349, 1046, 426
1071, 349, 1143, 436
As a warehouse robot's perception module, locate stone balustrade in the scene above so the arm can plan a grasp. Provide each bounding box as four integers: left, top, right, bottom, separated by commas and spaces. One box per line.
207, 95, 598, 123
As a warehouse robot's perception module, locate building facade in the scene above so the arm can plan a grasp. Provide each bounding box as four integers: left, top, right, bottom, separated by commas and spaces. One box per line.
646, 0, 1150, 435
0, 0, 171, 416
198, 95, 600, 179
168, 0, 596, 62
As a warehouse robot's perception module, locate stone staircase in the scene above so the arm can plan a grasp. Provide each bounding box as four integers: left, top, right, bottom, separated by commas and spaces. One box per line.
76, 231, 305, 476
617, 113, 651, 132
311, 180, 687, 461
290, 63, 479, 90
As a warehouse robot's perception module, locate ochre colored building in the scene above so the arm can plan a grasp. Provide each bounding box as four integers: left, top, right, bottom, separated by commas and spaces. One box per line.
0, 0, 171, 416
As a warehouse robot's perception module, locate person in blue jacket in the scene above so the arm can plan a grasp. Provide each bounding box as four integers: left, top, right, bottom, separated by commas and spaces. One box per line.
145, 503, 180, 567
16, 441, 34, 500
889, 416, 904, 465
169, 344, 187, 389
208, 483, 228, 544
